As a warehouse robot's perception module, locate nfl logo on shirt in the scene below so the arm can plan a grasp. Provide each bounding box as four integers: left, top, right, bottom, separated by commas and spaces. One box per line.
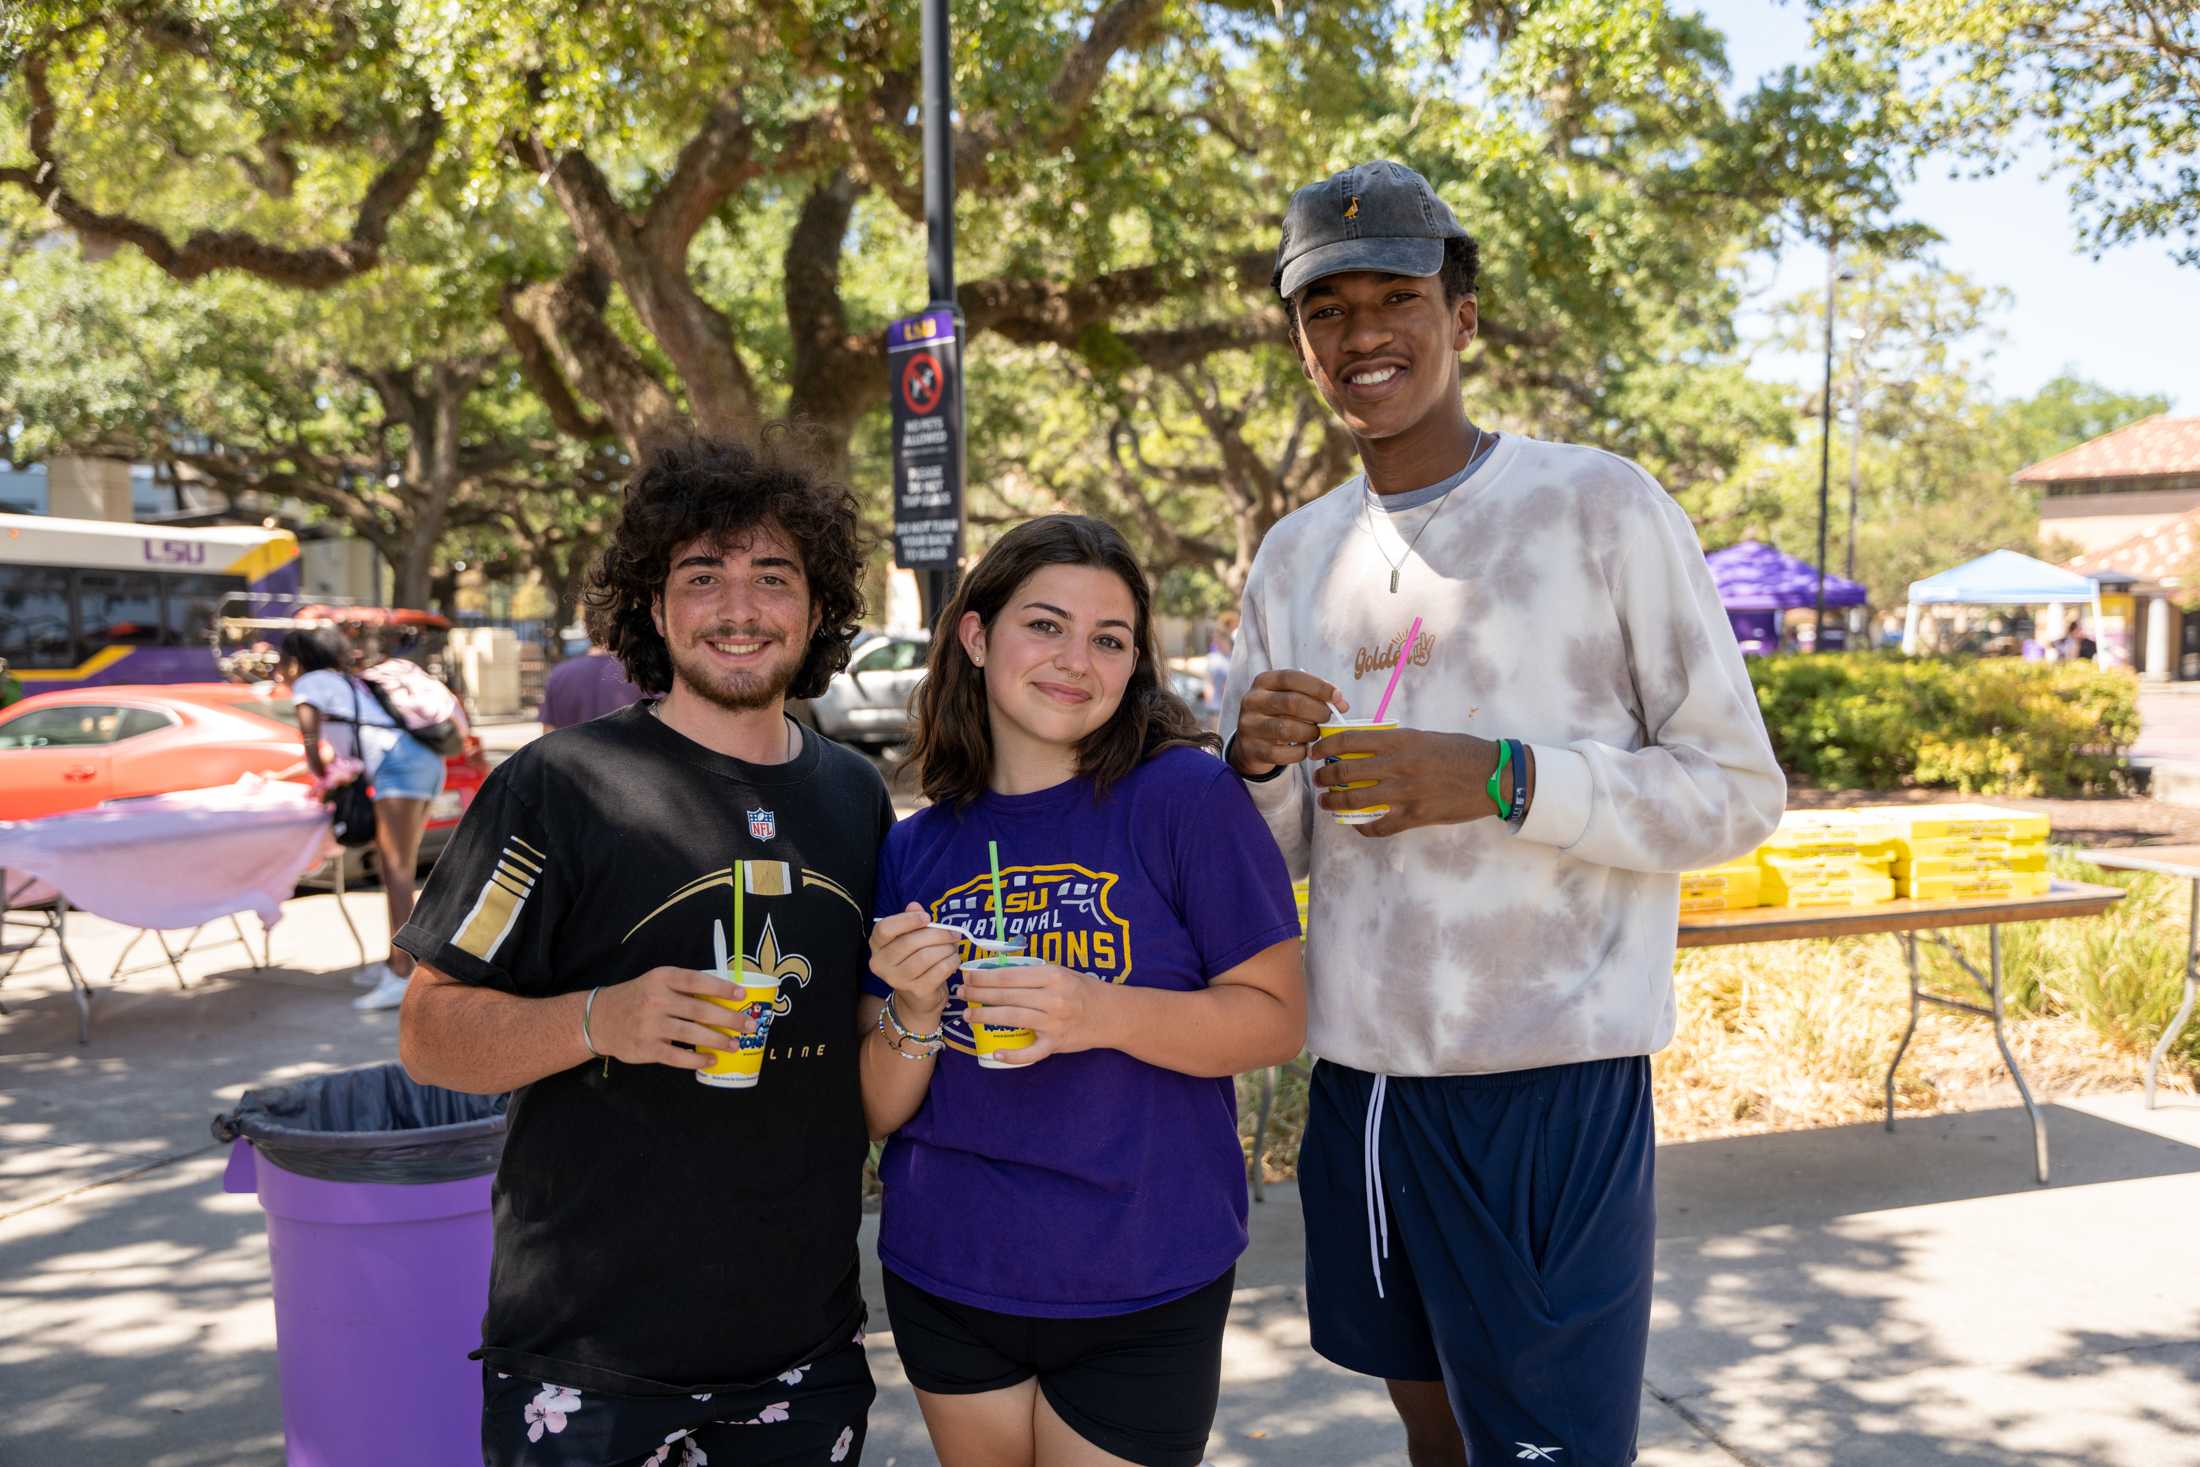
747, 808, 777, 841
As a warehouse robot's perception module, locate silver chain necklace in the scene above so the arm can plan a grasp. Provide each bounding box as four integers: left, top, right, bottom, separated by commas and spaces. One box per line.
649, 696, 797, 761
1361, 427, 1488, 594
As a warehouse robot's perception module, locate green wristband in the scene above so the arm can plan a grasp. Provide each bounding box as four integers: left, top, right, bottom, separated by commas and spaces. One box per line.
1486, 738, 1513, 819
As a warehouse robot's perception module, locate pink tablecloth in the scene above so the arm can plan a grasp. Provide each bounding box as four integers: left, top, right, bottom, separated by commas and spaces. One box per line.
0, 779, 334, 930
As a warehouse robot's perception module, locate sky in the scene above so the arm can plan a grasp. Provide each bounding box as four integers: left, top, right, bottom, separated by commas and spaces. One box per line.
1692, 0, 2198, 415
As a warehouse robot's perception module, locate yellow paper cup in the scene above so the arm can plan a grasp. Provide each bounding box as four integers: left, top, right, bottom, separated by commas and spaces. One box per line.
961, 953, 1042, 1069
1318, 719, 1397, 825
696, 970, 783, 1089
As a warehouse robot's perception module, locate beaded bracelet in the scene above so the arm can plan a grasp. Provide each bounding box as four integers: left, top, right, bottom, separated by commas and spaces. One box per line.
878, 996, 944, 1060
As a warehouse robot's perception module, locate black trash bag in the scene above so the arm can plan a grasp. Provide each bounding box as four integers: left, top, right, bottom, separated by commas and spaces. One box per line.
213, 1061, 508, 1185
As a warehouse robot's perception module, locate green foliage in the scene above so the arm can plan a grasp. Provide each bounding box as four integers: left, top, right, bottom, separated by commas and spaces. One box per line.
1749, 652, 2138, 796
1815, 1, 2200, 263
4, 0, 1912, 600
1681, 249, 2172, 609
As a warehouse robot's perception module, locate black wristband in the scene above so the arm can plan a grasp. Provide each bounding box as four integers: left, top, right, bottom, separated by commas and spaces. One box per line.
1225, 733, 1289, 783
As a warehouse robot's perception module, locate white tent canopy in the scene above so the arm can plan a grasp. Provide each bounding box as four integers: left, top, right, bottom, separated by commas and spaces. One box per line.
1901, 550, 2104, 661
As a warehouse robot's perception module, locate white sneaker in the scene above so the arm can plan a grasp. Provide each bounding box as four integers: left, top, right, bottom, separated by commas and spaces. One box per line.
352, 960, 393, 989
352, 970, 412, 1012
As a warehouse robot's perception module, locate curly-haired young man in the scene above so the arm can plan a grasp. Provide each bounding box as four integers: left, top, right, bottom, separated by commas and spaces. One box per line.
398, 432, 892, 1466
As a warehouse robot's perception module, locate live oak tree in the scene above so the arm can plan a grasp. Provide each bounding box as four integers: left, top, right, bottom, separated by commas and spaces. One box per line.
0, 234, 596, 611
2, 1, 1904, 605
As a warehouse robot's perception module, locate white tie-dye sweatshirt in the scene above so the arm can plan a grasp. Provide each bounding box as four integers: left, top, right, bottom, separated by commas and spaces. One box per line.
1223, 433, 1785, 1077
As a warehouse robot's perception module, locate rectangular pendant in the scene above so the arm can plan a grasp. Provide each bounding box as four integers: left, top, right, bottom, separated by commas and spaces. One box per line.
1389, 568, 1400, 593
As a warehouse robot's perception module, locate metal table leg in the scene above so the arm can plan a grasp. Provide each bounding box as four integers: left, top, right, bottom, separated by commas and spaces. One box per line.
334, 853, 368, 967
1885, 924, 2048, 1184
230, 915, 267, 971
1886, 932, 1922, 1130
156, 927, 195, 988
56, 899, 92, 1045
1250, 1065, 1277, 1203
2148, 878, 2200, 1109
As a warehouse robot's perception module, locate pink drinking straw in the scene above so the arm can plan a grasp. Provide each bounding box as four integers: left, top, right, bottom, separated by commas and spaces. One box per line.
1372, 617, 1423, 724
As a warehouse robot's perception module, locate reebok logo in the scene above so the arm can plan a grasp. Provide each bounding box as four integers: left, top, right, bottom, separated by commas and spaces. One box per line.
1515, 1447, 1563, 1462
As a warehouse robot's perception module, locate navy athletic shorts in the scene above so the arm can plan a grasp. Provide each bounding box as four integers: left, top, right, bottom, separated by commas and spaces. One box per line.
1299, 1056, 1656, 1466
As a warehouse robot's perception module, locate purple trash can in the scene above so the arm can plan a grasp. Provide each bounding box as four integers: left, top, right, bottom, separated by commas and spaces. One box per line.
217, 1064, 505, 1467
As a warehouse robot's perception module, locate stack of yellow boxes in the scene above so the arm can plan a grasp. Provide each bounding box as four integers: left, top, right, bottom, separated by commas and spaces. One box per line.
1679, 857, 1761, 913
1883, 804, 2052, 900
1753, 810, 1899, 907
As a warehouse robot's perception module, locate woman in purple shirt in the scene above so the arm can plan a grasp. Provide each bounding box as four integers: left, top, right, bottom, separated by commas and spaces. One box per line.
862, 515, 1306, 1467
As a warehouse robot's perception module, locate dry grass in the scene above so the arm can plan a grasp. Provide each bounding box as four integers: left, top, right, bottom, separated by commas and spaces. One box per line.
1239, 852, 2199, 1179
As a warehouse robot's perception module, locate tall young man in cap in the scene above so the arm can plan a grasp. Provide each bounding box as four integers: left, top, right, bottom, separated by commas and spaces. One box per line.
1222, 161, 1785, 1464
398, 434, 890, 1466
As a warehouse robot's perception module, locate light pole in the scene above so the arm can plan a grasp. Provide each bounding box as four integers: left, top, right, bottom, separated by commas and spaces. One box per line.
1845, 324, 1864, 583
919, 0, 958, 628
1814, 239, 1837, 651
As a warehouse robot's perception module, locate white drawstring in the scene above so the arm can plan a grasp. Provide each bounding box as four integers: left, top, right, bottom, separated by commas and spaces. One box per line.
1363, 1074, 1391, 1298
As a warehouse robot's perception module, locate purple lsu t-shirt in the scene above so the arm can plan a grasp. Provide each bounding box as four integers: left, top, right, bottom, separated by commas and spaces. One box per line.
867, 745, 1301, 1317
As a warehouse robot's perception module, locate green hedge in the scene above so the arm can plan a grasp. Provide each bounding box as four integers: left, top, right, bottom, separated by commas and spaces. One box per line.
1748, 652, 2138, 796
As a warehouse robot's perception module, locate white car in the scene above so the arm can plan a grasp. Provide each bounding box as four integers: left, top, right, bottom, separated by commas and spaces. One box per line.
791, 632, 930, 748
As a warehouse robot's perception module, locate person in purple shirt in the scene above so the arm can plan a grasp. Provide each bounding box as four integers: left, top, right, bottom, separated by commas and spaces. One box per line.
862, 515, 1306, 1467
538, 643, 644, 730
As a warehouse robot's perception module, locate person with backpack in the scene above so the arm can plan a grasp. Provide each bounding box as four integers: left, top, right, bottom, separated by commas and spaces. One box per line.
279, 624, 451, 1011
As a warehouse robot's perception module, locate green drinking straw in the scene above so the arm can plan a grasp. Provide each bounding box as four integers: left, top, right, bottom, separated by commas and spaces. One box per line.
733, 859, 745, 980
988, 839, 1006, 944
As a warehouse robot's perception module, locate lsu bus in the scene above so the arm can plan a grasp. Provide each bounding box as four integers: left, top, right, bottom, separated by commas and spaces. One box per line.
0, 513, 302, 691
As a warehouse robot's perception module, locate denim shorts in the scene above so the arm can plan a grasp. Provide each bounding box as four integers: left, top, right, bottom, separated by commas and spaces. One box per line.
369, 730, 448, 802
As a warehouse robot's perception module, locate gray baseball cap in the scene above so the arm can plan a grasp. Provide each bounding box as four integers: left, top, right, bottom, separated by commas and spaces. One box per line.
1271, 160, 1469, 301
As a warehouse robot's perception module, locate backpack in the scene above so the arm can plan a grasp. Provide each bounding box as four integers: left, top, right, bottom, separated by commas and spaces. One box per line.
357, 659, 469, 757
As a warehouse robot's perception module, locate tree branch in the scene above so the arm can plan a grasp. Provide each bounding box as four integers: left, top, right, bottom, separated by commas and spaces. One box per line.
505, 263, 684, 453
959, 249, 1272, 346
1, 54, 440, 288
498, 286, 616, 441
783, 171, 868, 436
639, 96, 764, 262
518, 133, 760, 436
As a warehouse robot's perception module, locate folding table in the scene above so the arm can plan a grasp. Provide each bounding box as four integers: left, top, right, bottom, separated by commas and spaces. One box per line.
1678, 879, 2128, 1183
0, 782, 367, 1042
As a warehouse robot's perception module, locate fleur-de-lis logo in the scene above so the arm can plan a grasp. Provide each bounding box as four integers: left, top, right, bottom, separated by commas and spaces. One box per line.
745, 915, 812, 1017
1344, 194, 1360, 220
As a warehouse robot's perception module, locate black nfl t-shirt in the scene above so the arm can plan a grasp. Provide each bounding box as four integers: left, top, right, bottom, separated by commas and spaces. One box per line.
395, 703, 893, 1395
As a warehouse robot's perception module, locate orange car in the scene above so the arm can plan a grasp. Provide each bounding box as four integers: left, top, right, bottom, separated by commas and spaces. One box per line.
0, 684, 484, 860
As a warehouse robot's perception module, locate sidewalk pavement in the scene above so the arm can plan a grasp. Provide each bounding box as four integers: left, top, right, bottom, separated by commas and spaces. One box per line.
4, 897, 2198, 1465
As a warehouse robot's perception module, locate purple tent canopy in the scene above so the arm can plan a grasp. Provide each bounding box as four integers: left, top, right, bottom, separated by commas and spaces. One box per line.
1707, 540, 1868, 611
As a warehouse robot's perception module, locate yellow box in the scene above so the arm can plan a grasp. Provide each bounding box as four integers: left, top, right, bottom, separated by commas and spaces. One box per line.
1681, 887, 1760, 913
1759, 850, 1894, 881
1759, 810, 1899, 862
1680, 864, 1762, 910
1895, 847, 2048, 880
1869, 803, 2051, 847
1903, 870, 2052, 903
1760, 870, 1897, 907
1681, 865, 1762, 890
